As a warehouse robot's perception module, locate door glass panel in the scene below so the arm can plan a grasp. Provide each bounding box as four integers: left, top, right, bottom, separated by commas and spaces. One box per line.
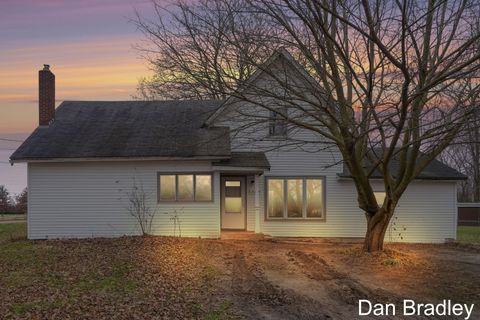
268, 179, 284, 218
287, 179, 303, 218
225, 180, 242, 213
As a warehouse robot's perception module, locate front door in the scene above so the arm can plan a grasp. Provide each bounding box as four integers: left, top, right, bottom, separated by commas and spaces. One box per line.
221, 176, 246, 230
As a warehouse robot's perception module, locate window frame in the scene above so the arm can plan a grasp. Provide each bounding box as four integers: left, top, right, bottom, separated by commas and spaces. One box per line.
265, 176, 326, 221
268, 108, 288, 138
157, 172, 214, 203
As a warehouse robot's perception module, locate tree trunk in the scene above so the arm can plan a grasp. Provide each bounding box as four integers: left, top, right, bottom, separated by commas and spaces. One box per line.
363, 211, 391, 252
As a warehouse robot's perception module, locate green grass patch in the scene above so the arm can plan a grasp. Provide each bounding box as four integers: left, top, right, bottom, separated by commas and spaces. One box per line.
75, 261, 138, 294
203, 302, 236, 320
457, 226, 480, 245
381, 257, 401, 266
0, 222, 26, 243
0, 225, 142, 317
10, 299, 67, 316
10, 302, 36, 315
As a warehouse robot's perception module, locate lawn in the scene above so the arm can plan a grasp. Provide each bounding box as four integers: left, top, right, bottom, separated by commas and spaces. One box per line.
0, 222, 26, 243
0, 223, 478, 319
0, 223, 231, 319
457, 226, 480, 244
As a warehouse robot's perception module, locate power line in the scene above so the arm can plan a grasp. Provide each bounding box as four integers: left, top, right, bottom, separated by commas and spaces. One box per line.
0, 138, 24, 142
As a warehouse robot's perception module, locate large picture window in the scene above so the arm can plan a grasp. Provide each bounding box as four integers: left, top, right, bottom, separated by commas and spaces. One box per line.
158, 173, 213, 202
266, 177, 325, 220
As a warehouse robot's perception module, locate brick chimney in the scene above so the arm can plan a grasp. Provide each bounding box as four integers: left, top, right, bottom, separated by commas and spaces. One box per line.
39, 64, 55, 126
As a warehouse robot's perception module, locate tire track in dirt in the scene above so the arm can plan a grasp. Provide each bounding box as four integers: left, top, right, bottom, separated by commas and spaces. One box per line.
229, 249, 333, 319
287, 250, 439, 320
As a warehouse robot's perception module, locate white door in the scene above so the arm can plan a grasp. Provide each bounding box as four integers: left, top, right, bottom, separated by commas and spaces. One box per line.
221, 177, 246, 230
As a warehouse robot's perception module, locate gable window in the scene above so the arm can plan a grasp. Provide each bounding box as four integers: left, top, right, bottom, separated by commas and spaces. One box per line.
269, 108, 287, 137
158, 173, 213, 202
266, 177, 326, 220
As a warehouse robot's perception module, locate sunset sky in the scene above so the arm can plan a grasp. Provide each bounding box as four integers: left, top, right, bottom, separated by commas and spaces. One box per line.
0, 0, 161, 194
0, 0, 160, 134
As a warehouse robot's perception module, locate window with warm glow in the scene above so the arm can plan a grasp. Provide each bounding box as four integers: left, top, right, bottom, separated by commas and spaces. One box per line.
225, 181, 242, 213
266, 177, 325, 220
374, 192, 386, 205
158, 173, 213, 202
267, 179, 284, 218
159, 175, 176, 201
195, 175, 212, 201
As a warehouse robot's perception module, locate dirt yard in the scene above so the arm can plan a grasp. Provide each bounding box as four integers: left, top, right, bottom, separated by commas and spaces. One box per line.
0, 225, 479, 319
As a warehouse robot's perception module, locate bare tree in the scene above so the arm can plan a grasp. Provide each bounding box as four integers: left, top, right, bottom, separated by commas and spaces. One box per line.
124, 179, 158, 235
137, 0, 480, 251
439, 18, 480, 202
440, 105, 480, 202
133, 0, 278, 100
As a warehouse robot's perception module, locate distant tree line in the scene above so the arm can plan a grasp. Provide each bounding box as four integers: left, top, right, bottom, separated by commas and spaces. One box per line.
440, 108, 480, 203
0, 186, 27, 214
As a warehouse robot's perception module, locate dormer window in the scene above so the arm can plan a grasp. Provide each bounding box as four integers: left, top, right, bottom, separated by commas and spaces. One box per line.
269, 108, 287, 137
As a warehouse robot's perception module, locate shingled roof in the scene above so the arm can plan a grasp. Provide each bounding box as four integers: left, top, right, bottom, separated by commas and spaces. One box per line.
213, 152, 270, 169
10, 100, 230, 161
338, 149, 467, 181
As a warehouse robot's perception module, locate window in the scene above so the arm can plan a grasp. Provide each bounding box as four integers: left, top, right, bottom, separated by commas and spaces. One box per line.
269, 108, 287, 137
374, 192, 386, 205
225, 181, 242, 213
306, 179, 323, 218
287, 179, 303, 218
267, 179, 284, 218
266, 177, 325, 220
159, 175, 176, 201
195, 175, 212, 201
177, 175, 194, 201
158, 173, 213, 202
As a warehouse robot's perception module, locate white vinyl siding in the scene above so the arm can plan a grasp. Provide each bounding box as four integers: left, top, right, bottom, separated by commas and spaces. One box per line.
27, 161, 220, 239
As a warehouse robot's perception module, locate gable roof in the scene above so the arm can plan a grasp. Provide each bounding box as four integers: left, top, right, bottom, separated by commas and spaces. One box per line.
205, 48, 320, 126
10, 100, 230, 162
338, 150, 467, 181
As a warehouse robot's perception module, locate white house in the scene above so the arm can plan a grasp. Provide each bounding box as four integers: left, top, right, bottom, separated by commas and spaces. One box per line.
10, 51, 466, 242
